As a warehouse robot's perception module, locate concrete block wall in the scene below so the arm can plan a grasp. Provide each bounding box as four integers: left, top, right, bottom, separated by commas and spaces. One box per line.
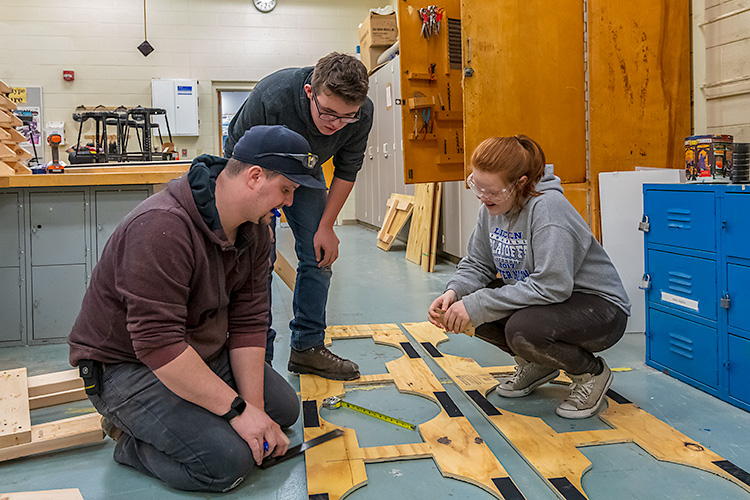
0, 0, 383, 162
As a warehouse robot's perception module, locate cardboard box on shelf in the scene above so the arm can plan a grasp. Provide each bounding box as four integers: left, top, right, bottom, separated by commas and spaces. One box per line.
358, 12, 398, 47
361, 45, 388, 74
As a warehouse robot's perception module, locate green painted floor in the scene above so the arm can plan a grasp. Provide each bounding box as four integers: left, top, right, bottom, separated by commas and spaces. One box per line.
1, 224, 749, 499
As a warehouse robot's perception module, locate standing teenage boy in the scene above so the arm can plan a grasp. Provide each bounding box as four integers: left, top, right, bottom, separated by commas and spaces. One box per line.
225, 52, 374, 381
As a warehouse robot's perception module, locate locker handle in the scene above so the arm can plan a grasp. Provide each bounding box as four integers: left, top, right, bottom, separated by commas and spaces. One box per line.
368, 146, 374, 160
383, 143, 389, 158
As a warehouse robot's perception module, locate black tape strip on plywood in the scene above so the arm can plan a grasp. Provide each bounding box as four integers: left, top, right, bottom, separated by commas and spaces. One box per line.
549, 477, 587, 500
434, 391, 463, 417
420, 342, 443, 358
303, 400, 320, 428
606, 389, 632, 405
492, 477, 526, 499
400, 342, 421, 359
713, 460, 750, 487
309, 494, 330, 500
466, 389, 502, 416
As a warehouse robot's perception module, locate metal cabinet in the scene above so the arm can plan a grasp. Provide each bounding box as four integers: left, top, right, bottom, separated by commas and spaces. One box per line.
93, 188, 150, 260
643, 183, 750, 411
27, 189, 89, 343
356, 55, 413, 229
0, 185, 153, 346
0, 191, 25, 344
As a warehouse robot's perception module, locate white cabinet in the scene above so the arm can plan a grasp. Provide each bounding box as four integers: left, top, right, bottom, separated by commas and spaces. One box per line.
151, 79, 200, 136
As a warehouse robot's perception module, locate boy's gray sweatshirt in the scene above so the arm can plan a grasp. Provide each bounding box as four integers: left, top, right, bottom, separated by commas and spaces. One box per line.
446, 167, 631, 326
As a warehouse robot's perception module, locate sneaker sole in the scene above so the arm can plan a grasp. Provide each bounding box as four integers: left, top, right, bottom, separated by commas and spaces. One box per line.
554, 370, 614, 419
287, 362, 360, 381
494, 369, 560, 398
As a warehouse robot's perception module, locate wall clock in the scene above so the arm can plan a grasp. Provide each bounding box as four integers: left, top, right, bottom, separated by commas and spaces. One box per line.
253, 0, 276, 13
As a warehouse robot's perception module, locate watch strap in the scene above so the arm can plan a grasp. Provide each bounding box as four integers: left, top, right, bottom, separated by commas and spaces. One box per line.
222, 396, 247, 421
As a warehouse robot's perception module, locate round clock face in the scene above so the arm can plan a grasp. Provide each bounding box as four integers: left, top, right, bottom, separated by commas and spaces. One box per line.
253, 0, 276, 13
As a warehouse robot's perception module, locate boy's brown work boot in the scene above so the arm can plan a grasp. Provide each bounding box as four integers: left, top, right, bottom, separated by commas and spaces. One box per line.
288, 345, 360, 381
100, 415, 123, 441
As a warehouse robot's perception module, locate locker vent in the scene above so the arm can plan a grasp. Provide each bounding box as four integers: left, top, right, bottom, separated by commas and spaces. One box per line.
447, 18, 462, 70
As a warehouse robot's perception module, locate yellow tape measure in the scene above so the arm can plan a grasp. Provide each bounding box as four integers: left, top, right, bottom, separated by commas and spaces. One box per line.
322, 396, 417, 431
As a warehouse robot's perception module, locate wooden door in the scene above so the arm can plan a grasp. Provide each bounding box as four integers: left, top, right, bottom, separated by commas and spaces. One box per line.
588, 0, 691, 237
460, 1, 587, 188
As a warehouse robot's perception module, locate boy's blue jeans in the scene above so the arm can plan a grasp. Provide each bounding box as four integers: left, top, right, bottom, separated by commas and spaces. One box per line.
88, 349, 299, 492
268, 183, 332, 357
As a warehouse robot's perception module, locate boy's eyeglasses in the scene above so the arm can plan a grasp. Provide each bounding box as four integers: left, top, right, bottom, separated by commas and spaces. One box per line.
467, 172, 517, 203
255, 152, 319, 169
311, 93, 361, 124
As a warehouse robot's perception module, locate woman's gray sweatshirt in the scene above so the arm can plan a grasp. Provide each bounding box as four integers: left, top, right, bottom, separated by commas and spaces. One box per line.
446, 167, 631, 326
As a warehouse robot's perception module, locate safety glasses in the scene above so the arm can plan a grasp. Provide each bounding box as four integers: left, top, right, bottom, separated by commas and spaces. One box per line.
311, 93, 361, 124
255, 152, 319, 170
467, 172, 517, 203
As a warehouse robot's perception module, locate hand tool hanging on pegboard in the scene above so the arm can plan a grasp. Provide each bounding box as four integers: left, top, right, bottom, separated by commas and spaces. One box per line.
418, 6, 444, 40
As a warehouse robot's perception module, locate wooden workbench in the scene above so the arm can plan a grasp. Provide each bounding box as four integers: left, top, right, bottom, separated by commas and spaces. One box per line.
0, 161, 190, 188
0, 160, 190, 347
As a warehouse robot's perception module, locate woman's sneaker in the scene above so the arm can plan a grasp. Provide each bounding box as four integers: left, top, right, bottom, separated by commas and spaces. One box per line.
495, 357, 560, 398
555, 357, 613, 419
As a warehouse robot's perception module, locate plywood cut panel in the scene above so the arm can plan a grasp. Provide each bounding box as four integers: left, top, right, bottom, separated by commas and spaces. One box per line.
398, 0, 465, 184
0, 369, 31, 449
403, 321, 750, 499
304, 324, 523, 500
0, 489, 84, 500
588, 0, 691, 237
461, 0, 587, 184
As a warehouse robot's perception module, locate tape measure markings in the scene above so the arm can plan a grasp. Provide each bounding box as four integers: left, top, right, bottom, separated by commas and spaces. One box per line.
322, 396, 417, 431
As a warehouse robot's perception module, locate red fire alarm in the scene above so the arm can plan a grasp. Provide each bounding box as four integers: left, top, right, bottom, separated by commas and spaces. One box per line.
63, 70, 75, 82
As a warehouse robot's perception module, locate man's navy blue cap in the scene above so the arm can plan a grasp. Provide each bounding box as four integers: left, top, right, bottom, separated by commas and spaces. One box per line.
232, 125, 326, 190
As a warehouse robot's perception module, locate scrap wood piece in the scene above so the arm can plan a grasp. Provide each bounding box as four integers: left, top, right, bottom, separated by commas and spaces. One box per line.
4, 160, 32, 175
402, 321, 750, 499
0, 161, 15, 176
12, 145, 31, 161
0, 79, 12, 94
0, 413, 104, 462
0, 142, 16, 160
406, 183, 433, 265
303, 323, 525, 500
377, 193, 415, 251
0, 93, 17, 111
0, 489, 85, 500
0, 110, 22, 128
0, 369, 31, 449
424, 182, 442, 272
27, 369, 86, 410
273, 249, 296, 291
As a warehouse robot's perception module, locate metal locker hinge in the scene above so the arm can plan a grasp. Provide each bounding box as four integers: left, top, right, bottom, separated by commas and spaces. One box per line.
638, 215, 650, 232
639, 274, 651, 290
720, 292, 731, 309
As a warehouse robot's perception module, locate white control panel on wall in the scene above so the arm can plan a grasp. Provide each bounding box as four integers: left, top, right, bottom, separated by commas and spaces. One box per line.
152, 79, 200, 136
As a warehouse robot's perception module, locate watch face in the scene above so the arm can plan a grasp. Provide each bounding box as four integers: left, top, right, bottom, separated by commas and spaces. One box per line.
253, 0, 276, 13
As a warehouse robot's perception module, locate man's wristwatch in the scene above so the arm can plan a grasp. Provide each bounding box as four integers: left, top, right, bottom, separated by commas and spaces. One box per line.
222, 396, 247, 421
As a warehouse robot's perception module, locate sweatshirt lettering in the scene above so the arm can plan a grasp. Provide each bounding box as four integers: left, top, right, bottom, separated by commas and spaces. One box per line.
490, 226, 529, 282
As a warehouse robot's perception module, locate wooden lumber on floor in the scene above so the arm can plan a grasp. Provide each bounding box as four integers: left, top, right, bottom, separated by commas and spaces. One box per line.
406, 183, 442, 271
425, 182, 442, 272
0, 369, 32, 449
0, 413, 103, 462
274, 250, 296, 291
0, 489, 85, 500
0, 368, 101, 462
377, 193, 414, 251
27, 369, 85, 410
